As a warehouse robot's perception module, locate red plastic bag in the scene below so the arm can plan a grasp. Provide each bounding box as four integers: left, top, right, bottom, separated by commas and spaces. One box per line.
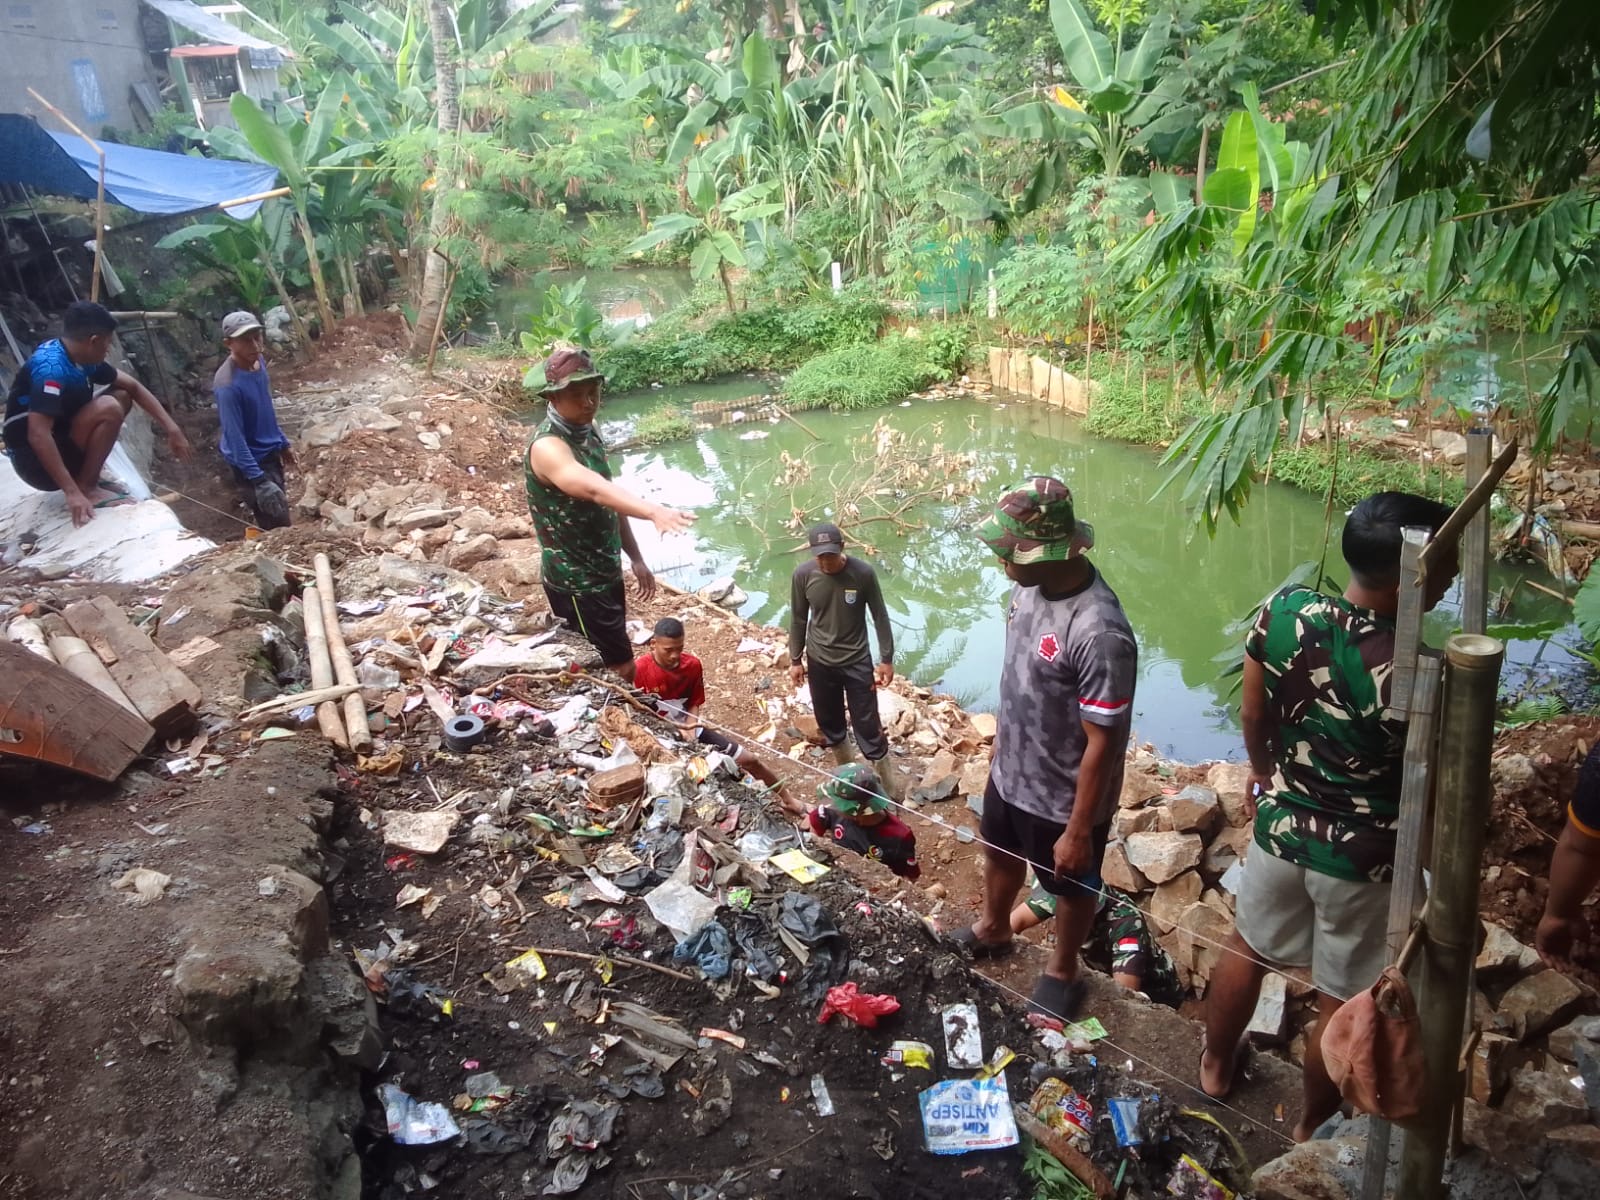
817, 982, 901, 1028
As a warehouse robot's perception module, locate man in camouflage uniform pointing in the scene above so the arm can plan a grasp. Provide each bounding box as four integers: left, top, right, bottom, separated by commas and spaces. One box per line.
525, 347, 695, 681
1201, 491, 1456, 1142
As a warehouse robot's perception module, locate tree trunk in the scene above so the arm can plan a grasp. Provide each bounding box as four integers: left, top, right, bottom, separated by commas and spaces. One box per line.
295, 208, 336, 332
718, 259, 737, 314
409, 0, 462, 361
1195, 121, 1211, 204
261, 251, 311, 351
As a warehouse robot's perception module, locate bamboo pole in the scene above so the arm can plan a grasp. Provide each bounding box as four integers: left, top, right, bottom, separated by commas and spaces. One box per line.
7, 617, 55, 662
214, 186, 293, 212
314, 553, 372, 752
301, 584, 350, 748
26, 88, 107, 301
1461, 431, 1493, 636
1389, 528, 1430, 715
1361, 651, 1443, 1200
1397, 634, 1504, 1200
1417, 439, 1519, 578
239, 683, 362, 722
45, 632, 141, 717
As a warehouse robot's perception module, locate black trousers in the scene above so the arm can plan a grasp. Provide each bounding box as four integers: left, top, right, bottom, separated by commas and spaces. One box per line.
808, 653, 887, 761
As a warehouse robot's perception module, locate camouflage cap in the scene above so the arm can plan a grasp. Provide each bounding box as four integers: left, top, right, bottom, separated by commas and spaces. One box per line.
538, 346, 605, 397
817, 763, 889, 815
976, 476, 1078, 564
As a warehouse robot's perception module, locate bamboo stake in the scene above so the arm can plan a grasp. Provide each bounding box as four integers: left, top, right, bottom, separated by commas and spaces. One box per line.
1461, 431, 1493, 636
46, 632, 141, 716
214, 186, 293, 212
313, 553, 372, 752
27, 88, 106, 301
240, 683, 362, 723
301, 584, 350, 747
773, 405, 822, 441
1417, 439, 1519, 578
1397, 635, 1504, 1200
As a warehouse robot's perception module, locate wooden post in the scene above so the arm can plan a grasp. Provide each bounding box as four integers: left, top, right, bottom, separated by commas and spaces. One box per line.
313, 553, 373, 752
1389, 527, 1430, 714
1397, 634, 1504, 1200
1361, 650, 1443, 1200
1461, 431, 1493, 635
301, 584, 349, 749
26, 87, 108, 301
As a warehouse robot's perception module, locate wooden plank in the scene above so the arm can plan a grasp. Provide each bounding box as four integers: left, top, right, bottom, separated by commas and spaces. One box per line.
1362, 651, 1444, 1200
0, 640, 154, 781
1461, 432, 1493, 636
61, 595, 200, 736
1013, 1106, 1115, 1199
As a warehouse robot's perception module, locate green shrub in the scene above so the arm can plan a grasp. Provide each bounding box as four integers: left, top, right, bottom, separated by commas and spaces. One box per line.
1266, 444, 1464, 509
921, 322, 974, 377
783, 336, 940, 411
633, 406, 696, 446
1083, 371, 1207, 444
592, 291, 890, 393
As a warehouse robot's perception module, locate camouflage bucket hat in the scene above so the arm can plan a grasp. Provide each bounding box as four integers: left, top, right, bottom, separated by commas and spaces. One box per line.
976, 476, 1078, 564
817, 763, 889, 815
538, 346, 606, 397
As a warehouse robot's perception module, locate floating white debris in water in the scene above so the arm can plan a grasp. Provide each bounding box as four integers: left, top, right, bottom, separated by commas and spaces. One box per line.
899, 401, 912, 407
738, 431, 770, 440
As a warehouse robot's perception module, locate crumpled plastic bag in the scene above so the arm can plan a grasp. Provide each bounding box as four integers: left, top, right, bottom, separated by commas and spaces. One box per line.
733, 912, 783, 982
778, 892, 850, 1002
379, 1083, 460, 1145
818, 982, 901, 1028
673, 921, 733, 980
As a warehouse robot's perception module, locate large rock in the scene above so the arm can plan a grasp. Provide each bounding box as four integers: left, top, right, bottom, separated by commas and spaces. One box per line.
1250, 1133, 1366, 1200
1500, 1065, 1589, 1132
260, 864, 328, 960
1178, 900, 1235, 973
305, 956, 384, 1071
1118, 772, 1158, 810
1100, 841, 1147, 894
172, 938, 304, 1045
969, 713, 997, 742
958, 755, 990, 798
1123, 831, 1203, 884
1202, 824, 1253, 876
1167, 785, 1221, 835
1468, 1031, 1517, 1104
500, 556, 544, 586
454, 507, 497, 534
1428, 428, 1469, 465
1114, 806, 1162, 839
920, 750, 961, 793
1491, 753, 1537, 790
455, 636, 580, 685
1476, 920, 1541, 976
1150, 871, 1202, 933
447, 533, 500, 569
393, 506, 463, 533
302, 405, 403, 446
1246, 971, 1290, 1040
877, 689, 914, 729
1206, 761, 1256, 828
1498, 969, 1587, 1040
1548, 1014, 1600, 1064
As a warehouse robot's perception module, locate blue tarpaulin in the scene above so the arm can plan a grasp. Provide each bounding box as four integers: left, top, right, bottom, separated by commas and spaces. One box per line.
0, 113, 280, 218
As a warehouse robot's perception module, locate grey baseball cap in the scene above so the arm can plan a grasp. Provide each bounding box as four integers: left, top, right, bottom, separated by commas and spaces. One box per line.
221, 311, 263, 339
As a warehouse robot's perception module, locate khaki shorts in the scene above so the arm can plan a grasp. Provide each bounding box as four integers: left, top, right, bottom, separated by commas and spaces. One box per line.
1234, 845, 1392, 1001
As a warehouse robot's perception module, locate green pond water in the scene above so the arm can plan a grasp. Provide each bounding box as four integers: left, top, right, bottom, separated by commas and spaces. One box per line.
525, 385, 1581, 762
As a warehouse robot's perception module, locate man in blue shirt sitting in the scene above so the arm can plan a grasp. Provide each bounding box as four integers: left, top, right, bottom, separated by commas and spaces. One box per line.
3, 301, 192, 527
213, 311, 295, 529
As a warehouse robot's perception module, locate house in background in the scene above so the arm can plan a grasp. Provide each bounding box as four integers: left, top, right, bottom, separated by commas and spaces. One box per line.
0, 0, 291, 137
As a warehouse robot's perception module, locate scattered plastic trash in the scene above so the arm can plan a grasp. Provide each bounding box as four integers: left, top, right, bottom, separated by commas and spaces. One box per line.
382, 809, 459, 855
643, 833, 720, 940
769, 848, 829, 883
458, 1071, 515, 1113
818, 982, 901, 1028
19, 821, 50, 835
483, 949, 548, 993
810, 1073, 835, 1117
114, 867, 171, 906
380, 1083, 461, 1145
919, 1075, 1019, 1154
258, 727, 296, 741
1108, 1096, 1146, 1147
396, 884, 432, 908
1029, 1078, 1094, 1153
700, 1027, 747, 1050
736, 831, 778, 863
1167, 1154, 1235, 1199
881, 1040, 934, 1070
673, 922, 734, 979
977, 1045, 1017, 1080
942, 1001, 984, 1069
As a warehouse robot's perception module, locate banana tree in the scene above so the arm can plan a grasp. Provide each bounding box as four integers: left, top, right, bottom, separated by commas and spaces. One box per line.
625, 153, 784, 312
156, 199, 310, 344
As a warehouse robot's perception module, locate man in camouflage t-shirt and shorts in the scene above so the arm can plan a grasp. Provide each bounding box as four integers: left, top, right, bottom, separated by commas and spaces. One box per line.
956, 477, 1138, 1023
1201, 491, 1456, 1141
525, 348, 695, 681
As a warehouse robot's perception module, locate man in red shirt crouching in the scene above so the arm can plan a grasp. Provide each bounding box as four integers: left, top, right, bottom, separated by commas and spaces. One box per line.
807, 764, 920, 881
634, 618, 793, 811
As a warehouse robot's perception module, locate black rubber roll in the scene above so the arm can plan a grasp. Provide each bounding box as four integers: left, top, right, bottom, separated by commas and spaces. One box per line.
443, 714, 485, 752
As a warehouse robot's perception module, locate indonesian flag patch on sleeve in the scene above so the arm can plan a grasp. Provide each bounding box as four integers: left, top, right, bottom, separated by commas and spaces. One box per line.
41, 381, 62, 396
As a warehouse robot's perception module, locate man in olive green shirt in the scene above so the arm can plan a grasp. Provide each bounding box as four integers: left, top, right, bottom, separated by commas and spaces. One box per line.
525, 347, 694, 681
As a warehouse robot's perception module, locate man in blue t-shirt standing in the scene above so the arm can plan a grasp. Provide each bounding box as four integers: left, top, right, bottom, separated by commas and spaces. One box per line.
3, 301, 192, 527
213, 310, 295, 529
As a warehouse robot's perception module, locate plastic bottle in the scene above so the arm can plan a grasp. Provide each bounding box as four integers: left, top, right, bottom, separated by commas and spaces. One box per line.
810, 1073, 835, 1117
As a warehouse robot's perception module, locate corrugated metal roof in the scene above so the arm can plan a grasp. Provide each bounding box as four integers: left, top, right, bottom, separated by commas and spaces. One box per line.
143, 0, 281, 52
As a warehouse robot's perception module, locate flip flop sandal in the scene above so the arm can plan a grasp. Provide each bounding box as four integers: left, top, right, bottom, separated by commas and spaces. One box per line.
1196, 1040, 1252, 1103
949, 925, 1017, 960
93, 494, 134, 510
1028, 974, 1087, 1021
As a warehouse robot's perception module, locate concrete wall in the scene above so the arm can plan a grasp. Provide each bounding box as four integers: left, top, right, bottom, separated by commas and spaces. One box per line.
987, 347, 1094, 416
1, 0, 159, 133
